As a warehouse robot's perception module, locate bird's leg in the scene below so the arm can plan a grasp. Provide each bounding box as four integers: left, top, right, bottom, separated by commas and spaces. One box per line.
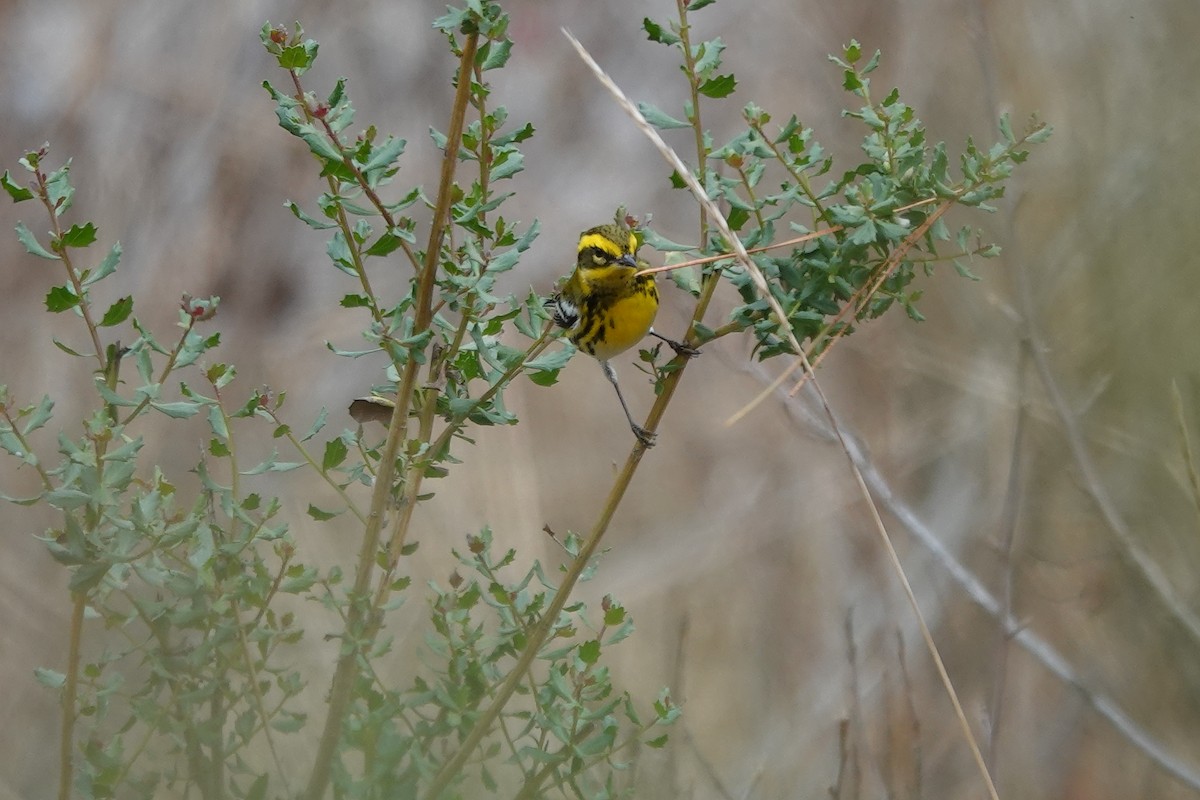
600, 360, 656, 447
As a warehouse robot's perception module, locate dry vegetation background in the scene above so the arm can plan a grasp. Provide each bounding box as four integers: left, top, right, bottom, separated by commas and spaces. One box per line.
2, 0, 1200, 798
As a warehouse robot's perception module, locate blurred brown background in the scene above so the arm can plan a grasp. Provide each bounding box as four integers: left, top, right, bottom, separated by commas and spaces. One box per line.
3, 0, 1200, 798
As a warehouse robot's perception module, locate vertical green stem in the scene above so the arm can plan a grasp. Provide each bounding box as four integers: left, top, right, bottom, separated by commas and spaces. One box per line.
302, 30, 479, 800
57, 592, 86, 800
672, 0, 721, 343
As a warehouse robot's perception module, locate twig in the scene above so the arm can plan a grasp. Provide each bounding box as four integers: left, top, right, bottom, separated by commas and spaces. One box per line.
636, 197, 935, 278
895, 631, 923, 799
843, 610, 867, 799
987, 341, 1029, 780
635, 228, 839, 276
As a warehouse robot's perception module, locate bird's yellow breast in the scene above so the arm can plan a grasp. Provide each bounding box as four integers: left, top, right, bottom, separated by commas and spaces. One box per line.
563, 267, 659, 361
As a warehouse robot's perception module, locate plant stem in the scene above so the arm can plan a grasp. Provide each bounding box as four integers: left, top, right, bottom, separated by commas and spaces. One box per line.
301, 30, 479, 800
57, 592, 86, 800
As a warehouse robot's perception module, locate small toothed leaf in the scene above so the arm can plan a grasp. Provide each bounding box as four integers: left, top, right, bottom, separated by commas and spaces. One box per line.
99, 296, 133, 327
16, 222, 58, 260
45, 285, 79, 312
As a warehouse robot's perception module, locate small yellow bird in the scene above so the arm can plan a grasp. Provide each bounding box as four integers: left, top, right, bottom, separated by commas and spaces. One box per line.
548, 219, 697, 446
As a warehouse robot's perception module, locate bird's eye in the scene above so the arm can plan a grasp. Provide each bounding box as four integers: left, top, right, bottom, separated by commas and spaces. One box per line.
591, 251, 609, 266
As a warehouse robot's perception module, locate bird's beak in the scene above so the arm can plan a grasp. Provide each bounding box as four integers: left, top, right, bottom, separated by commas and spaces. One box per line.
617, 254, 638, 268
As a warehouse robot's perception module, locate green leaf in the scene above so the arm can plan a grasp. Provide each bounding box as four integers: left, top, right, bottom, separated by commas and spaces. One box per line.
643, 17, 681, 46
99, 296, 133, 327
102, 436, 143, 463
490, 151, 524, 180
433, 6, 469, 33
998, 112, 1014, 144
428, 126, 448, 151
861, 48, 882, 75
364, 228, 412, 257
479, 39, 512, 71
361, 135, 407, 173
188, 525, 215, 570
44, 163, 73, 214
688, 0, 717, 9
59, 222, 97, 248
952, 259, 981, 280
493, 122, 535, 147
726, 205, 749, 231
285, 200, 336, 230
848, 218, 878, 245
322, 437, 348, 471
525, 347, 574, 373
0, 490, 43, 505
150, 401, 202, 419
637, 102, 691, 130
1, 171, 33, 202
82, 241, 122, 287
34, 667, 66, 689
327, 231, 357, 276
692, 37, 726, 76
579, 639, 601, 665
326, 76, 346, 108
340, 294, 374, 311
526, 370, 559, 388
668, 262, 702, 296
20, 395, 54, 436
95, 379, 138, 407
69, 561, 112, 593
278, 40, 318, 72
45, 285, 79, 312
1026, 121, 1053, 144
44, 488, 92, 510
298, 409, 328, 444
15, 222, 59, 260
307, 504, 340, 521
698, 73, 737, 99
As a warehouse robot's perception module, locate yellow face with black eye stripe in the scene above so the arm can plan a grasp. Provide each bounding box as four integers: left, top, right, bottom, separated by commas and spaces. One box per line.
575, 227, 639, 270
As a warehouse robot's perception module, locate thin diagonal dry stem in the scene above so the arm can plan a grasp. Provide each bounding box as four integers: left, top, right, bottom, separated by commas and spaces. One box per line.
986, 342, 1028, 779
635, 198, 936, 278
562, 29, 1000, 800
635, 228, 839, 276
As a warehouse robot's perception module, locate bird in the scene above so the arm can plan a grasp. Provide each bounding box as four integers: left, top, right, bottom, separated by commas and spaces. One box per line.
547, 218, 697, 447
